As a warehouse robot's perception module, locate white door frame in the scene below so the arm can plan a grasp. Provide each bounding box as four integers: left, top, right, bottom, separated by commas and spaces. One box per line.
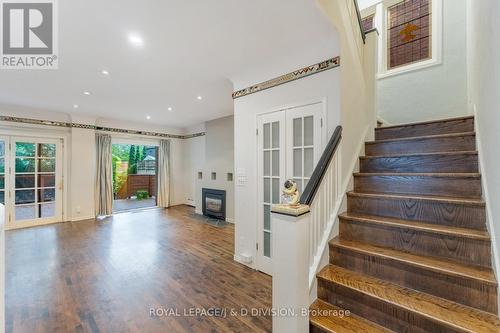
6, 136, 64, 230
255, 100, 326, 275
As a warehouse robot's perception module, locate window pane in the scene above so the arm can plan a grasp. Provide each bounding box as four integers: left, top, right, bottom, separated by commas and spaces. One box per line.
39, 188, 55, 202
0, 158, 4, 173
39, 159, 55, 172
39, 144, 56, 157
272, 122, 280, 148
0, 142, 4, 156
15, 158, 35, 173
39, 174, 55, 187
264, 231, 271, 258
16, 142, 35, 157
294, 179, 303, 194
293, 149, 302, 178
264, 204, 271, 231
293, 118, 302, 147
15, 189, 35, 204
15, 174, 35, 188
304, 116, 314, 146
263, 123, 270, 149
0, 191, 4, 204
304, 148, 314, 178
264, 178, 270, 203
272, 150, 279, 177
16, 205, 36, 221
388, 0, 431, 69
272, 178, 280, 204
40, 203, 55, 218
0, 175, 3, 189
263, 151, 270, 176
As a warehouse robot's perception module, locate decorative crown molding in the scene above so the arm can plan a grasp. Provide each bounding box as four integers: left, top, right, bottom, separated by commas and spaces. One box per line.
232, 56, 340, 99
0, 116, 205, 139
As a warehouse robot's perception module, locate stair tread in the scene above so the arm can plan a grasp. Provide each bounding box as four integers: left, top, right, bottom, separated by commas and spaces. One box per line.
375, 115, 474, 131
347, 191, 485, 206
359, 151, 478, 159
317, 265, 500, 332
366, 131, 476, 145
330, 237, 497, 285
339, 212, 490, 240
354, 172, 481, 178
310, 299, 394, 333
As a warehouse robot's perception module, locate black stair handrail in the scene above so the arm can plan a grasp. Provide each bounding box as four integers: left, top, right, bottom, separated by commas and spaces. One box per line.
354, 0, 367, 44
300, 126, 343, 205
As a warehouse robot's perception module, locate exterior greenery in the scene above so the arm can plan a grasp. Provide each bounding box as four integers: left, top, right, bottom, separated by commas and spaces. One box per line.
112, 144, 156, 196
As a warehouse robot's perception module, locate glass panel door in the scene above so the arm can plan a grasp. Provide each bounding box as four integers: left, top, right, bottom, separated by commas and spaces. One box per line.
286, 103, 323, 195
10, 138, 62, 227
257, 111, 285, 275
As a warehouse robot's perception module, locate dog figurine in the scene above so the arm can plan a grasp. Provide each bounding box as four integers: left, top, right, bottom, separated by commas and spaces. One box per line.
281, 179, 300, 206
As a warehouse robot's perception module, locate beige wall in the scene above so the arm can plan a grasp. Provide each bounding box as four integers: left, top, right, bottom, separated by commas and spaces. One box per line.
376, 0, 469, 124
467, 0, 500, 312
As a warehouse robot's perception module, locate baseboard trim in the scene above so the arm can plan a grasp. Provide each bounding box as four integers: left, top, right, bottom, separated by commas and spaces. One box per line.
474, 106, 500, 315
71, 215, 96, 222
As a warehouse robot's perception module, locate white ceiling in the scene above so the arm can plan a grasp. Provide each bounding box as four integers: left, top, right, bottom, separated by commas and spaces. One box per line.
0, 0, 339, 129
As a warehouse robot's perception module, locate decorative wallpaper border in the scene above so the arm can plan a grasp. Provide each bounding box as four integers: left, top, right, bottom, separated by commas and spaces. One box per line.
232, 56, 340, 99
0, 116, 205, 139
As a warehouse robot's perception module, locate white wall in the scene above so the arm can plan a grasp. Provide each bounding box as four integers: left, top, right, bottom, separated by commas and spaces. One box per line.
233, 68, 341, 267
182, 132, 206, 206
195, 116, 235, 221
376, 0, 469, 124
467, 0, 500, 310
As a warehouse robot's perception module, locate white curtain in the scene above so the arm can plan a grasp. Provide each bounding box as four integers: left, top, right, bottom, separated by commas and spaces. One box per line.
95, 133, 113, 216
157, 139, 171, 208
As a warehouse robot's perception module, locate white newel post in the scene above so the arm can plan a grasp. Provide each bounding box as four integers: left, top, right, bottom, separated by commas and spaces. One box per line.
271, 204, 311, 333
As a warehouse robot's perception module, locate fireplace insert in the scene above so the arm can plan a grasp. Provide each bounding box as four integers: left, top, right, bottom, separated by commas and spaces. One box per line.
202, 188, 226, 220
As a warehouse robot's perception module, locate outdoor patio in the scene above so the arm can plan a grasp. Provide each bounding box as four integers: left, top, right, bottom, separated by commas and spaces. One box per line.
113, 197, 157, 212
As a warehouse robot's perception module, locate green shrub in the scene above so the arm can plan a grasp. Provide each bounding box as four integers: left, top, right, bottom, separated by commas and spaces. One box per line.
136, 190, 149, 200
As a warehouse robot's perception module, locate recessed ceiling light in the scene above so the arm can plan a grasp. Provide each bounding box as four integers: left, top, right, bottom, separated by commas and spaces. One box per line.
101, 70, 109, 75
83, 91, 91, 96
197, 96, 202, 100
167, 107, 173, 111
128, 33, 144, 47
73, 104, 79, 109
146, 115, 151, 120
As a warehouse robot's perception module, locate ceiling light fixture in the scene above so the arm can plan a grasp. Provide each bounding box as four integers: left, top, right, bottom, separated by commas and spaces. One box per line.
146, 115, 151, 120
101, 70, 109, 75
128, 33, 144, 47
167, 107, 173, 111
197, 96, 202, 100
83, 91, 91, 96
73, 104, 79, 109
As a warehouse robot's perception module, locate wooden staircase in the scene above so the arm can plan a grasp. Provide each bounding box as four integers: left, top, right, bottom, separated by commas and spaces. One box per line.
310, 116, 500, 332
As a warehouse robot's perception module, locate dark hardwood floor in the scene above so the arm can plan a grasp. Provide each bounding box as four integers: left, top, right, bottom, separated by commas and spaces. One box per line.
5, 205, 272, 333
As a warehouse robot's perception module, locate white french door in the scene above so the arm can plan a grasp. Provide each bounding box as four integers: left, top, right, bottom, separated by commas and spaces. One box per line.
3, 137, 63, 229
257, 102, 324, 275
286, 104, 323, 195
257, 111, 286, 275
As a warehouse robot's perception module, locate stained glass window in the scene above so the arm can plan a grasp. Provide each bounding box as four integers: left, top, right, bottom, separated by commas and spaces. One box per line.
388, 0, 431, 69
362, 14, 374, 32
